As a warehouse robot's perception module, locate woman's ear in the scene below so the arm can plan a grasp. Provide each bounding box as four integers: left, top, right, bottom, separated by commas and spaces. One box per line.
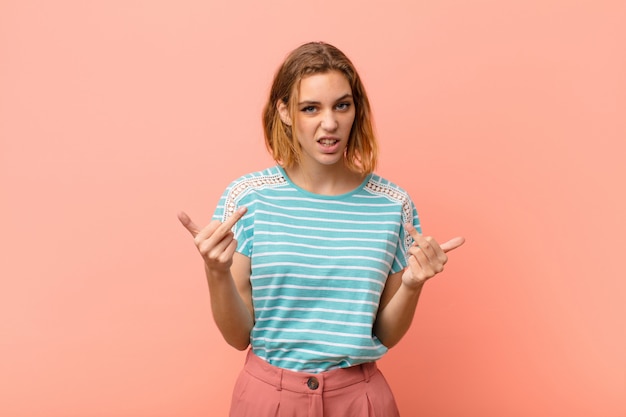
277, 100, 292, 126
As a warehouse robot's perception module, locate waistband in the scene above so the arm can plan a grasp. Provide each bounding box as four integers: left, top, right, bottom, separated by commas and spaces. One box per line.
243, 350, 378, 394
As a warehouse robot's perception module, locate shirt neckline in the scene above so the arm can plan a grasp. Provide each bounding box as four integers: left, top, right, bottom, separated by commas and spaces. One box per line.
275, 165, 372, 200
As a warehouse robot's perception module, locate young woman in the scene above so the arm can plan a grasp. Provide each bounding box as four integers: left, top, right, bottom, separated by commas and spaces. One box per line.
179, 41, 464, 417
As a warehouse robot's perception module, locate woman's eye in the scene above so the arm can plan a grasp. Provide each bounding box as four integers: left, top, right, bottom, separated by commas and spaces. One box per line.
336, 103, 351, 111
301, 106, 317, 113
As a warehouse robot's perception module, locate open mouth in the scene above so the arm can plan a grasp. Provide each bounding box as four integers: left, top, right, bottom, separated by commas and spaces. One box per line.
317, 138, 339, 146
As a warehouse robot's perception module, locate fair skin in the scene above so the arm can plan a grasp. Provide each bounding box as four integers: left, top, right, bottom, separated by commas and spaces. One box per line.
178, 207, 253, 350
277, 70, 364, 195
178, 70, 465, 350
374, 227, 465, 347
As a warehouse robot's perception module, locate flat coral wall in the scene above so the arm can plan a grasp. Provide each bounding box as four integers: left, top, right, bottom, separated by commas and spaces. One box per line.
1, 1, 624, 416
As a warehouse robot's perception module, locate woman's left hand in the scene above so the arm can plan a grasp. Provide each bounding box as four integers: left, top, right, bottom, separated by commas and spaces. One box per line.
402, 224, 465, 288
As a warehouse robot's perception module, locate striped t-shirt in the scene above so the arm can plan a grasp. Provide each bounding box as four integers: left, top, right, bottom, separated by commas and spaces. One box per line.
213, 165, 420, 373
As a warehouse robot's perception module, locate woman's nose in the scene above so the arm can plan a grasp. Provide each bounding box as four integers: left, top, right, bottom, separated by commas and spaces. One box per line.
321, 111, 338, 131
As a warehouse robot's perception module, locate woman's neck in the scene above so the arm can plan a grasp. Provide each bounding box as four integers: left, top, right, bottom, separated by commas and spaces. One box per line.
283, 162, 365, 196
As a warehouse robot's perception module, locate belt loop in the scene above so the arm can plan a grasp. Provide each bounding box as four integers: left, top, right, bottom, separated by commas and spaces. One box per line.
362, 363, 371, 383
277, 368, 283, 391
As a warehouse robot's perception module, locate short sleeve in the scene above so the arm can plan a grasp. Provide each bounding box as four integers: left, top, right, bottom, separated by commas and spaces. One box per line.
390, 195, 420, 273
212, 180, 253, 257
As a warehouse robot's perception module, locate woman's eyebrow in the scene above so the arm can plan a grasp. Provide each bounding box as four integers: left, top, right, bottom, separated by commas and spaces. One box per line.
334, 93, 353, 102
298, 94, 353, 106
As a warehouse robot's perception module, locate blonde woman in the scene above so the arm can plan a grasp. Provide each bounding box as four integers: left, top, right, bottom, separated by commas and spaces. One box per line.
179, 42, 464, 417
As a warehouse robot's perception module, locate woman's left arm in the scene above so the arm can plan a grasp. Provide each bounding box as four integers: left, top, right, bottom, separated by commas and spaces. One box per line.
373, 224, 465, 348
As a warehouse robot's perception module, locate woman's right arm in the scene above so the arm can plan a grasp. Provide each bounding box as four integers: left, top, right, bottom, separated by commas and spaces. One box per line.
204, 252, 253, 350
178, 207, 254, 350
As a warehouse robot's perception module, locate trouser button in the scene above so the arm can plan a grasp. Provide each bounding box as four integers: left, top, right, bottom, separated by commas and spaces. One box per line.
307, 377, 319, 390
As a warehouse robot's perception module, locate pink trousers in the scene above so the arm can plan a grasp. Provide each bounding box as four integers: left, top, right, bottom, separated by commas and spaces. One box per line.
228, 350, 400, 417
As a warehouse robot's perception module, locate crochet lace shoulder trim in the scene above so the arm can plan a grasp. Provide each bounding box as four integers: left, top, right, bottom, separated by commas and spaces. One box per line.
224, 173, 287, 219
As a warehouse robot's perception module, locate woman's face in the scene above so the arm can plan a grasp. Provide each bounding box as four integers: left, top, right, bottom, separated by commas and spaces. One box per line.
282, 70, 356, 170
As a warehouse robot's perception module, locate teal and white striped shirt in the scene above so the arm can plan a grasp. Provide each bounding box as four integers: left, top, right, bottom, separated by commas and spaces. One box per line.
213, 165, 420, 373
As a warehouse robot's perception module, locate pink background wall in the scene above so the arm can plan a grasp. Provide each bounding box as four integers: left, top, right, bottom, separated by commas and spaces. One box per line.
1, 1, 624, 416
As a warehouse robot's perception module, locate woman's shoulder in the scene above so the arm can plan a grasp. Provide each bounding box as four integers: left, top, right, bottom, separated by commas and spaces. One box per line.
225, 165, 282, 185
222, 165, 288, 197
364, 172, 412, 202
364, 173, 417, 228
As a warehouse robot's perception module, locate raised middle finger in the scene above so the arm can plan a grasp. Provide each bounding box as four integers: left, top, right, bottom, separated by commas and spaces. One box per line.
406, 224, 447, 265
196, 206, 248, 244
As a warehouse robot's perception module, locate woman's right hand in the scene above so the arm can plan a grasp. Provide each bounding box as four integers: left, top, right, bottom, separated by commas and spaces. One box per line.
178, 207, 247, 272
179, 207, 254, 349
